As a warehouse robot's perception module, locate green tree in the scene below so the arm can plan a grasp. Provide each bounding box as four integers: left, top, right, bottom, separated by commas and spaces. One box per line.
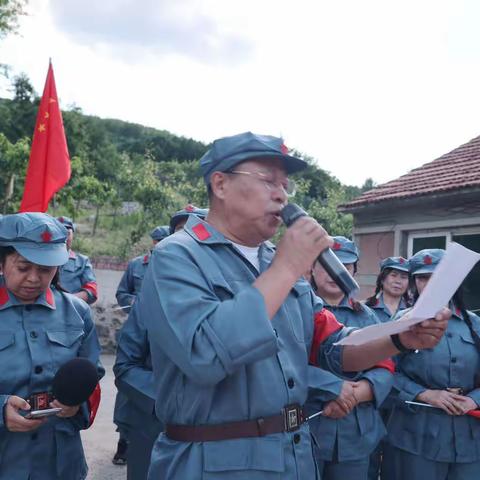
361, 177, 377, 192
0, 132, 29, 212
290, 152, 354, 237
6, 73, 37, 141
0, 0, 27, 39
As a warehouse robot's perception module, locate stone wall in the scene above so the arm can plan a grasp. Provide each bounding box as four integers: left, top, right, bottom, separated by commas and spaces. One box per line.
91, 268, 127, 353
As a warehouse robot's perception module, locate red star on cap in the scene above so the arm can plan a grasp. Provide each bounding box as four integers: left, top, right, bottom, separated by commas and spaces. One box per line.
280, 143, 289, 154
333, 242, 341, 250
424, 255, 432, 265
41, 230, 52, 243
185, 204, 194, 212
399, 258, 405, 264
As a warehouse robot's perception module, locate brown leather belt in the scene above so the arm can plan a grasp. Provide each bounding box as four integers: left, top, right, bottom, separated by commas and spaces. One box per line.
165, 404, 306, 442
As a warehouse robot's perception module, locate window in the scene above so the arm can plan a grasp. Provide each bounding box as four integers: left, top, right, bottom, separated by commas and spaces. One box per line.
408, 232, 450, 257
452, 233, 480, 313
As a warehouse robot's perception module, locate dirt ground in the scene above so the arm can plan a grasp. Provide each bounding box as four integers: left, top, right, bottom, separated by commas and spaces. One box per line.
82, 354, 127, 480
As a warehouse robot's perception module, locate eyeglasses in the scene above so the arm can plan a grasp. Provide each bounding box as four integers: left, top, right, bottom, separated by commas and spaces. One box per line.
228, 170, 296, 197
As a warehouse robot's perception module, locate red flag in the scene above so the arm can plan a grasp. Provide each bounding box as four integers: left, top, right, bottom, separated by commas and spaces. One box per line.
19, 62, 70, 212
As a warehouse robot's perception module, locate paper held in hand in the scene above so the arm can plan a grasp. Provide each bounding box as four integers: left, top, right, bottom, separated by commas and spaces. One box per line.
335, 242, 480, 346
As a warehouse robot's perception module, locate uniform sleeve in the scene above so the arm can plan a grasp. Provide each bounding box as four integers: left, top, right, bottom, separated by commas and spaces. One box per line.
307, 366, 344, 403
357, 307, 395, 407
140, 247, 279, 387
467, 389, 480, 407
391, 359, 426, 403
309, 308, 358, 379
0, 395, 10, 430
115, 263, 136, 311
113, 302, 156, 415
79, 256, 98, 304
360, 367, 394, 408
466, 312, 480, 407
70, 304, 105, 430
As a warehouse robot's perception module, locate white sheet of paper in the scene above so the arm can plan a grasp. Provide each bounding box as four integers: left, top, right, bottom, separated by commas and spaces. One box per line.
336, 242, 480, 346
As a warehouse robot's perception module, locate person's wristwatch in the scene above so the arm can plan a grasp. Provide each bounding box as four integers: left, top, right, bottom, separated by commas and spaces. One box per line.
390, 333, 416, 353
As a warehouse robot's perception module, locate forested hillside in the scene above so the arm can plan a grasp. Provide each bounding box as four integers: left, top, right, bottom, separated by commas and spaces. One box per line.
0, 73, 371, 258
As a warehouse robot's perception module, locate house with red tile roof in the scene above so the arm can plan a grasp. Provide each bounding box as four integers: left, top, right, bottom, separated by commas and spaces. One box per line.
339, 135, 480, 311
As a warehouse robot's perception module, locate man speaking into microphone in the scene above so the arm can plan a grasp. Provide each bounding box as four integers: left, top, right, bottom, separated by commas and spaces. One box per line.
138, 132, 450, 479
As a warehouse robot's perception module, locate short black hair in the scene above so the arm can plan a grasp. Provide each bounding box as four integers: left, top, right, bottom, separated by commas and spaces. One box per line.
0, 246, 16, 265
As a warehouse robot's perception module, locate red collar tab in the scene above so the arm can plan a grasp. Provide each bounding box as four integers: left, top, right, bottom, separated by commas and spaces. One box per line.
192, 223, 211, 241
69, 250, 76, 259
41, 229, 52, 242
45, 287, 55, 307
399, 258, 405, 264
0, 286, 9, 306
455, 307, 461, 316
424, 255, 432, 265
143, 254, 149, 264
280, 143, 289, 154
348, 298, 354, 307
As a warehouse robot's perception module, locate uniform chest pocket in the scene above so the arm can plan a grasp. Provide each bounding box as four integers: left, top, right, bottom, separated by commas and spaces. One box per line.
46, 330, 84, 363
0, 332, 15, 351
459, 333, 476, 346
47, 330, 84, 347
283, 282, 312, 344
132, 273, 144, 292
62, 261, 77, 273
0, 332, 16, 364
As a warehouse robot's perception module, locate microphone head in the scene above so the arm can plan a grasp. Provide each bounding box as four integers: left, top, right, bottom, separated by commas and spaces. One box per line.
52, 358, 98, 406
280, 203, 307, 227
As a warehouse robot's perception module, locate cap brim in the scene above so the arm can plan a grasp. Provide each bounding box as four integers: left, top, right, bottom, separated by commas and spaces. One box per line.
334, 252, 358, 264
151, 235, 167, 241
204, 150, 308, 183
263, 153, 308, 174
383, 265, 410, 273
236, 152, 308, 174
14, 243, 69, 267
412, 266, 435, 275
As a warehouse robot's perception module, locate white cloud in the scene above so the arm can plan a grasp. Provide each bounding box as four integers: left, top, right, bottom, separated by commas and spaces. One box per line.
2, 0, 480, 186
49, 0, 253, 65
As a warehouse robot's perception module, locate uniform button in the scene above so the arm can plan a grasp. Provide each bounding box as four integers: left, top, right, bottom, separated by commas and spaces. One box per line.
25, 305, 32, 311
30, 331, 38, 339
34, 366, 43, 374
447, 332, 453, 338
287, 378, 295, 389
293, 433, 301, 444
273, 328, 278, 337
31, 433, 38, 440
451, 357, 457, 363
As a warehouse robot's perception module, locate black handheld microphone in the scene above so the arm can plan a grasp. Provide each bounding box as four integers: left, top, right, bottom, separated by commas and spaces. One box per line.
280, 203, 359, 296
52, 358, 99, 406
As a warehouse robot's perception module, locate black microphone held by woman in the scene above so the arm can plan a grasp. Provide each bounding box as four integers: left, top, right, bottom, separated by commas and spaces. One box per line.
52, 358, 99, 406
281, 203, 359, 296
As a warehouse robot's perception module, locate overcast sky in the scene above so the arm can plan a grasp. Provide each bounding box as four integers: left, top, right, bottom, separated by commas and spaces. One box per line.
2, 0, 480, 186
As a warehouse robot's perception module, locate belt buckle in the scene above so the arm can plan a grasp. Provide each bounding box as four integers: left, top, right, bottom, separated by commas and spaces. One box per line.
283, 404, 302, 432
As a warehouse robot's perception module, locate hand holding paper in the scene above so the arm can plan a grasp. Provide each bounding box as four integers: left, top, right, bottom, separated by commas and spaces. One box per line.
337, 242, 480, 347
